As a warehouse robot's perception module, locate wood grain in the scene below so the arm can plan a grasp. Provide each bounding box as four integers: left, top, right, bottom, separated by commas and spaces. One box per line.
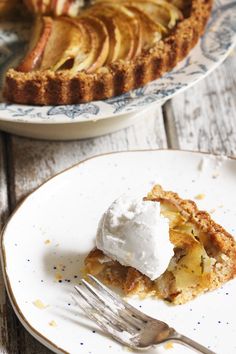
10, 105, 167, 203
0, 133, 9, 353
0, 133, 28, 354
164, 52, 236, 155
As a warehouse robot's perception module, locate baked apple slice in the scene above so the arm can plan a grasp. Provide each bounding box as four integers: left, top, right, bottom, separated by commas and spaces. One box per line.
17, 16, 53, 72
123, 4, 167, 50
125, 0, 183, 28
39, 17, 82, 70
96, 0, 183, 29
110, 4, 142, 59
58, 16, 99, 72
71, 16, 109, 73
114, 4, 144, 59
127, 8, 143, 58
53, 0, 81, 17
94, 15, 122, 64
92, 3, 136, 61
85, 4, 137, 61
79, 6, 123, 64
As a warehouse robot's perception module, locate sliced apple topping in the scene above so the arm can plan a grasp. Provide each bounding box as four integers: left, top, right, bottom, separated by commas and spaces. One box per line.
109, 8, 136, 61
73, 16, 109, 73
88, 4, 136, 61
123, 5, 167, 49
64, 18, 95, 72
18, 0, 185, 73
39, 17, 82, 70
169, 243, 212, 290
122, 0, 183, 29
95, 15, 122, 64
17, 16, 53, 72
156, 201, 214, 298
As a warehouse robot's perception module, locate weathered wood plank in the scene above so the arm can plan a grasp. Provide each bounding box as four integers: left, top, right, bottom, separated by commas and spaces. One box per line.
7, 105, 166, 353
11, 106, 167, 202
0, 133, 20, 354
0, 133, 8, 353
164, 52, 236, 155
0, 134, 8, 232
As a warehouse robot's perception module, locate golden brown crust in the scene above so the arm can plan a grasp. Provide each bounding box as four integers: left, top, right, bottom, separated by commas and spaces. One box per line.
3, 0, 213, 105
84, 184, 236, 304
147, 185, 236, 261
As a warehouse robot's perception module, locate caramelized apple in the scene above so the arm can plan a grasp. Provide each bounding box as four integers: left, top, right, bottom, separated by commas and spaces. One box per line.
124, 4, 167, 50
123, 0, 182, 29
81, 11, 122, 64
17, 16, 53, 72
89, 3, 136, 61
77, 16, 109, 73
96, 15, 122, 64
39, 17, 84, 71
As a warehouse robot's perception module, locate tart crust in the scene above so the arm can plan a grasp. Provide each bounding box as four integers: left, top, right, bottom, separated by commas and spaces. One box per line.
4, 0, 213, 105
84, 185, 236, 305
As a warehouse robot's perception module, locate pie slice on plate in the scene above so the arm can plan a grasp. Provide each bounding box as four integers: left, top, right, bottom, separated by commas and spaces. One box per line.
84, 185, 236, 305
3, 0, 213, 105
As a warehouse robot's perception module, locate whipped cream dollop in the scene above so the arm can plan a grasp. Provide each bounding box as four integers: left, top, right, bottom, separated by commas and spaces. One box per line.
96, 195, 173, 280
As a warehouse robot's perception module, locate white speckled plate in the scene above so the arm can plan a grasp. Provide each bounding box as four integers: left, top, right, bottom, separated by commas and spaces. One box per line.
0, 0, 236, 139
1, 150, 236, 354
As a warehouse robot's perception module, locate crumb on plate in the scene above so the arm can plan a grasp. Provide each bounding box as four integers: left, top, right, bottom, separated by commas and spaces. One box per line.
55, 273, 63, 281
164, 342, 174, 350
49, 320, 57, 327
194, 193, 205, 200
33, 299, 48, 309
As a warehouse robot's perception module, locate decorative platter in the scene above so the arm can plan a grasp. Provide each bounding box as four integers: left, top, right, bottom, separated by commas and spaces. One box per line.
0, 0, 235, 139
1, 150, 236, 354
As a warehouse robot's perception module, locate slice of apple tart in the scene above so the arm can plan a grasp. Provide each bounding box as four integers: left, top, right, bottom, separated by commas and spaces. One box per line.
4, 0, 213, 105
84, 185, 236, 305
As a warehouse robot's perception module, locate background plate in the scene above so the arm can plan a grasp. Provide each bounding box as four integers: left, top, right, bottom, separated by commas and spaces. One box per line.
1, 150, 236, 354
0, 1, 235, 137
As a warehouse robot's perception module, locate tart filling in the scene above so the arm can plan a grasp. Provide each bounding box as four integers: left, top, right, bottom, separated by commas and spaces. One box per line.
84, 185, 236, 305
16, 0, 185, 73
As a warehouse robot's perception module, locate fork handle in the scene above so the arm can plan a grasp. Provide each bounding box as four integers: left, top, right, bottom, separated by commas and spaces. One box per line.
170, 332, 216, 354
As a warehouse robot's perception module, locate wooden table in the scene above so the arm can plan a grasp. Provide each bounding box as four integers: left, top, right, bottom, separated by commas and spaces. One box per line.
0, 52, 235, 353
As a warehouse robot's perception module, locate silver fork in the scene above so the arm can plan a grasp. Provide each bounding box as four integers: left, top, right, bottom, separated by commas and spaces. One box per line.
74, 274, 216, 354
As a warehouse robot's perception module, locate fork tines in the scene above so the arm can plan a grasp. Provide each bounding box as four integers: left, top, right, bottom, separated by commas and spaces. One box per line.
74, 274, 147, 347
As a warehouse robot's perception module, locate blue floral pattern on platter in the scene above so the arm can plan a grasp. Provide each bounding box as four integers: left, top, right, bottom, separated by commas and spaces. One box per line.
0, 0, 235, 123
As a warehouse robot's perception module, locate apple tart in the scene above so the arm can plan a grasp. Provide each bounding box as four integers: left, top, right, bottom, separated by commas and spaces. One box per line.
84, 185, 236, 305
4, 0, 213, 105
